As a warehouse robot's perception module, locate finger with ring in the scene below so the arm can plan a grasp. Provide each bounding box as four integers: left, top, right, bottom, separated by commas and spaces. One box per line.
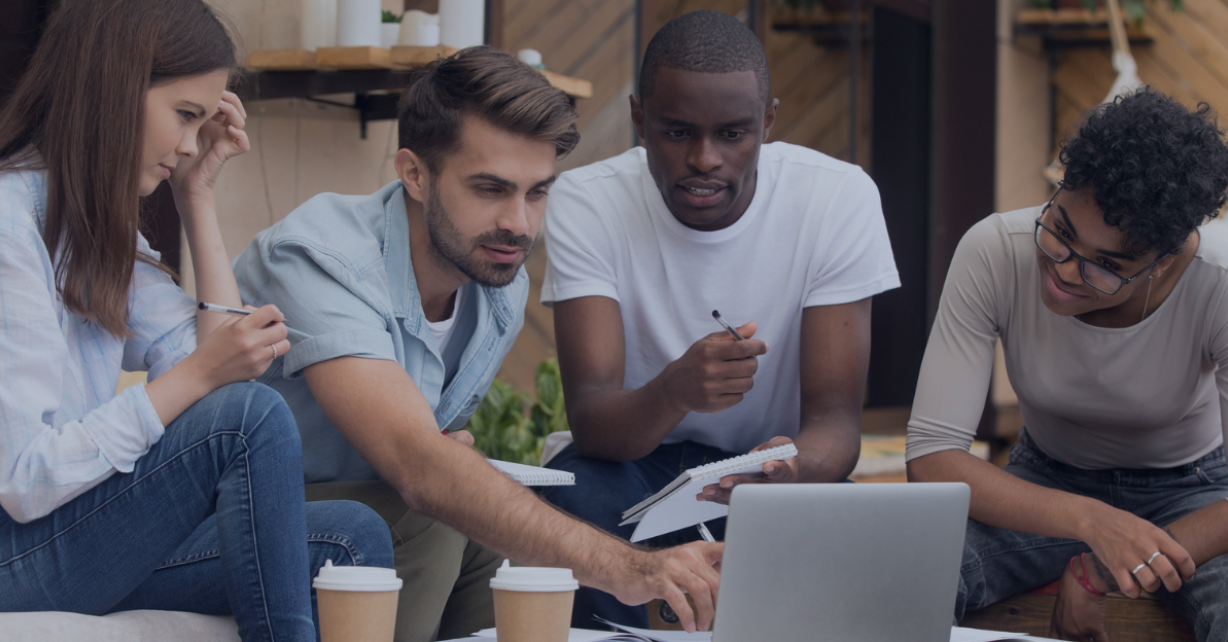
270, 344, 278, 359
1131, 562, 1148, 574
1146, 551, 1162, 565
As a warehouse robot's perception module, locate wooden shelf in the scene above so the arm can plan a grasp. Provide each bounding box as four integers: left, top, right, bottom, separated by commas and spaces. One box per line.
390, 45, 459, 67
236, 47, 593, 139
241, 47, 591, 97
244, 49, 317, 71
315, 46, 392, 70
1015, 8, 1153, 50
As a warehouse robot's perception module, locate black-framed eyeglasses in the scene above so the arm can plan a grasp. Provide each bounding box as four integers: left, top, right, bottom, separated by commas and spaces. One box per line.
1034, 190, 1166, 296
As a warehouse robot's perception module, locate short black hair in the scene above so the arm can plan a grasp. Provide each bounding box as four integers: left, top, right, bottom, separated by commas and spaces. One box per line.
639, 10, 769, 103
1060, 88, 1228, 257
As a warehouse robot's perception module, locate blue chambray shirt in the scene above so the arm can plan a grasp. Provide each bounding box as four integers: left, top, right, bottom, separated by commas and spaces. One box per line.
0, 167, 194, 523
233, 181, 527, 484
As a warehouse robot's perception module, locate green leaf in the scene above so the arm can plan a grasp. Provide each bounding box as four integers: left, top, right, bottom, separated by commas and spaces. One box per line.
463, 358, 570, 466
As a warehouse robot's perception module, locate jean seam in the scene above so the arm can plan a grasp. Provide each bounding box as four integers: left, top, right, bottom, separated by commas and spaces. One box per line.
960, 535, 1084, 575
0, 430, 248, 569
158, 549, 222, 568
307, 532, 366, 566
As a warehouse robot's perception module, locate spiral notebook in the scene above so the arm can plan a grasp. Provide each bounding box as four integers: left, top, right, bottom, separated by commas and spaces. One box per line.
618, 444, 797, 542
487, 459, 575, 486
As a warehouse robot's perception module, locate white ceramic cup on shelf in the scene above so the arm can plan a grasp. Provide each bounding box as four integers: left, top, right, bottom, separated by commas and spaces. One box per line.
380, 22, 400, 48
439, 0, 484, 49
397, 11, 441, 47
336, 0, 381, 47
301, 0, 338, 50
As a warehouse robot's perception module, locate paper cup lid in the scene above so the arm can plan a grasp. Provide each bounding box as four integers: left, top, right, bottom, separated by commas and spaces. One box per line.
489, 560, 579, 592
313, 560, 403, 592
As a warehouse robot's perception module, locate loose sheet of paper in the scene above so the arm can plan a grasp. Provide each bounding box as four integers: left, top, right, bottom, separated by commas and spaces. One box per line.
950, 626, 1031, 642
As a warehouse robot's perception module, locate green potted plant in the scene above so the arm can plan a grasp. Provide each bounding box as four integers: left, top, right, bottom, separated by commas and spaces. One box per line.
464, 359, 570, 466
380, 10, 402, 48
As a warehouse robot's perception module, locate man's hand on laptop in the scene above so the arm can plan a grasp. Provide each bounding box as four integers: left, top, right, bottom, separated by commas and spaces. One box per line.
608, 541, 724, 633
661, 321, 768, 415
699, 436, 800, 505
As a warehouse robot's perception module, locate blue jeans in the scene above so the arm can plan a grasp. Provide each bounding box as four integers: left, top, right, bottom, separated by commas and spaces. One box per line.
957, 429, 1228, 642
0, 383, 393, 642
541, 441, 739, 629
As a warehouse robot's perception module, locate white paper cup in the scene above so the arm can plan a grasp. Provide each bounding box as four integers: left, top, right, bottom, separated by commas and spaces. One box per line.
314, 561, 402, 642
489, 561, 578, 642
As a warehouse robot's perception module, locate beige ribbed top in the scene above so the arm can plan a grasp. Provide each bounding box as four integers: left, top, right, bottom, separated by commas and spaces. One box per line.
906, 208, 1228, 470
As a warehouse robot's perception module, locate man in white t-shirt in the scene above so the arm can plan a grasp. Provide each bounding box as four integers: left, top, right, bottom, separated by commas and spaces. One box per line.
539, 10, 900, 628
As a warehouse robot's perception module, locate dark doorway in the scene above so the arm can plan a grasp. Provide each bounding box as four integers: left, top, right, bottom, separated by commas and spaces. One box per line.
866, 3, 932, 407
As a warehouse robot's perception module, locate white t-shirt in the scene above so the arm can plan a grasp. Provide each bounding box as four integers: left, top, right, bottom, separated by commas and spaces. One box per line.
426, 286, 464, 354
541, 143, 900, 453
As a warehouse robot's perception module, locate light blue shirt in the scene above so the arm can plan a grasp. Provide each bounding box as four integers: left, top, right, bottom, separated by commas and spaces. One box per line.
0, 167, 195, 523
233, 181, 527, 483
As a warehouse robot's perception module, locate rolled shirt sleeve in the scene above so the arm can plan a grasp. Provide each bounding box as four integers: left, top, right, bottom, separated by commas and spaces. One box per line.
233, 235, 396, 379
0, 222, 166, 523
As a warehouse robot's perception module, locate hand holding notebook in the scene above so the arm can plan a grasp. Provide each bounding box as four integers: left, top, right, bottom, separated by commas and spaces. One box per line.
619, 443, 798, 542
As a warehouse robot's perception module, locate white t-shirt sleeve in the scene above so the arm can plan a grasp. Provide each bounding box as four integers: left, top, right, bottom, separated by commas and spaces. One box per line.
540, 173, 620, 307
804, 167, 900, 307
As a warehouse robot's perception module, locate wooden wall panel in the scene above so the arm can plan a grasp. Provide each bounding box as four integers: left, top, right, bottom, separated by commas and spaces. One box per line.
1051, 1, 1228, 153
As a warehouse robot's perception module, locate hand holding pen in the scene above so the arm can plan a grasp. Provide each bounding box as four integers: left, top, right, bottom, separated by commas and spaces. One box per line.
187, 301, 289, 387
656, 309, 769, 416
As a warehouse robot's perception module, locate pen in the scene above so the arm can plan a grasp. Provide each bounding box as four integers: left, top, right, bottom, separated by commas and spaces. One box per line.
697, 521, 716, 543
711, 310, 744, 341
198, 302, 251, 317
198, 302, 289, 325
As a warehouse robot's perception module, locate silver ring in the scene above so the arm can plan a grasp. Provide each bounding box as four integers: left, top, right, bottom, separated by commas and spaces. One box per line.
1147, 551, 1162, 565
1131, 562, 1148, 575
270, 344, 278, 359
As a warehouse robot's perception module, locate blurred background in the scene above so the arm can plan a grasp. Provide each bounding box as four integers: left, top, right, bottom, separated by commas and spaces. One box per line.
4, 0, 1226, 469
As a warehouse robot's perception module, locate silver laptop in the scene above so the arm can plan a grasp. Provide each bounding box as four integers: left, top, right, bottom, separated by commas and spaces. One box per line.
712, 482, 970, 642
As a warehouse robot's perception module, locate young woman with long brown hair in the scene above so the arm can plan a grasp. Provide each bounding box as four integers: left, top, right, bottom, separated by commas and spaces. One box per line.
0, 1, 391, 639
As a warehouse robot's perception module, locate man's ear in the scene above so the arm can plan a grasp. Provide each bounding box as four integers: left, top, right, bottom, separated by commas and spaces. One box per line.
630, 94, 645, 143
396, 148, 429, 204
762, 98, 779, 142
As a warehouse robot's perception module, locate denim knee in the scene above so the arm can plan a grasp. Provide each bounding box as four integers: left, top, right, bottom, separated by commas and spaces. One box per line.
307, 500, 394, 569
207, 382, 301, 451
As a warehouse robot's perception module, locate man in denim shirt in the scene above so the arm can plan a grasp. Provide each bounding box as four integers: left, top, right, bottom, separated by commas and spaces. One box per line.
232, 47, 722, 642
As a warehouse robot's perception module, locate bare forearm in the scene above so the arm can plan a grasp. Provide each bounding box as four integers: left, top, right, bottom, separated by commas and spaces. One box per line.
907, 449, 1108, 542
1079, 499, 1228, 593
569, 376, 688, 462
387, 435, 643, 592
792, 420, 860, 483
178, 195, 241, 339
1166, 498, 1228, 564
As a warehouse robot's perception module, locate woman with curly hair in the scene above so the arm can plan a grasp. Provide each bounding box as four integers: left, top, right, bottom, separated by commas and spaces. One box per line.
906, 88, 1228, 642
0, 1, 390, 639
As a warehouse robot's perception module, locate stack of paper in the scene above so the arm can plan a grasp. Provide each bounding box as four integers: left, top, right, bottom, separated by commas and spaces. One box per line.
618, 444, 798, 542
487, 459, 575, 486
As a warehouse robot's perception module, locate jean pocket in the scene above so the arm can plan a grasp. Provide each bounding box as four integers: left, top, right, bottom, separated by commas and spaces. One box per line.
1194, 463, 1228, 486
